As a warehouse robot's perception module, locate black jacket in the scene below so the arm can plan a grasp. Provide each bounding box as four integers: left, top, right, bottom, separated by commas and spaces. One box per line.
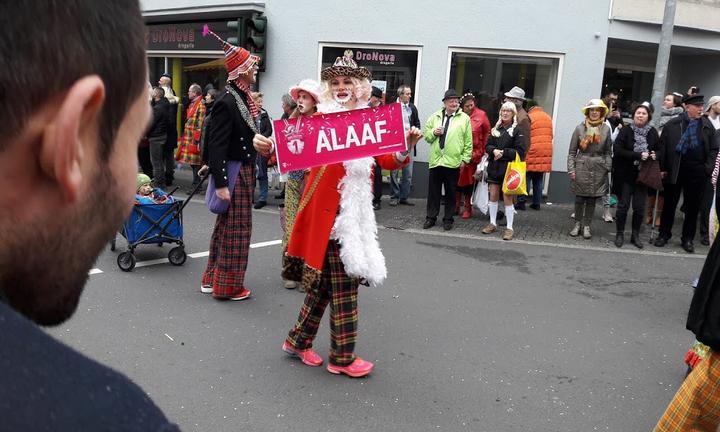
207, 84, 257, 188
657, 115, 719, 184
687, 237, 720, 351
404, 103, 421, 156
257, 108, 273, 138
147, 98, 169, 139
0, 301, 179, 431
485, 125, 526, 183
201, 101, 214, 165
612, 124, 659, 185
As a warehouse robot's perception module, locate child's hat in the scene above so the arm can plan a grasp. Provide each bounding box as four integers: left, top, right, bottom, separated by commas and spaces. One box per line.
137, 173, 152, 190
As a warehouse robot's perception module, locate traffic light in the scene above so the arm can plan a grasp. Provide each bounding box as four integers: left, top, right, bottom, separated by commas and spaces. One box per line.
226, 18, 245, 47
245, 14, 267, 71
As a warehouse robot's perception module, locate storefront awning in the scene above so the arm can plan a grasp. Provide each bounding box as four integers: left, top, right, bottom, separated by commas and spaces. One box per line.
183, 58, 225, 71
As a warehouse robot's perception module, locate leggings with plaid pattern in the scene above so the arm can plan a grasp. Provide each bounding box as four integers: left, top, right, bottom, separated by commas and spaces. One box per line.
286, 240, 360, 366
655, 350, 720, 431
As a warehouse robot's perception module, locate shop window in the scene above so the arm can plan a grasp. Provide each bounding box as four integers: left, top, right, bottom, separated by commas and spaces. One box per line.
449, 51, 560, 123
320, 45, 421, 105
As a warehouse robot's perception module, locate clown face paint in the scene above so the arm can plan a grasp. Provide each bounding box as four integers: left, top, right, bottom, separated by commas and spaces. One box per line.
330, 76, 355, 105
296, 90, 317, 115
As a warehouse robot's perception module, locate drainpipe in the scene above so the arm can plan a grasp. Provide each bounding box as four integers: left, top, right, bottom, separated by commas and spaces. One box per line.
651, 0, 677, 113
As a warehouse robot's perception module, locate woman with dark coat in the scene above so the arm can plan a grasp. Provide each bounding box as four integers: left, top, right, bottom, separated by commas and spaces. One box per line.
612, 103, 659, 248
481, 101, 526, 241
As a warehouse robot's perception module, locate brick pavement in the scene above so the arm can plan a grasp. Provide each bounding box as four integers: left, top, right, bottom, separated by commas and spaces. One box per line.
171, 165, 709, 256
373, 197, 711, 256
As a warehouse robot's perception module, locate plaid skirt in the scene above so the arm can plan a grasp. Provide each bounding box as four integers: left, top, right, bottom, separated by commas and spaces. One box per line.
202, 163, 254, 298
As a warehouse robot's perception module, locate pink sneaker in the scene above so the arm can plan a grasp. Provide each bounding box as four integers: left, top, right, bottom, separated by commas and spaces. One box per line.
326, 357, 374, 378
282, 341, 323, 367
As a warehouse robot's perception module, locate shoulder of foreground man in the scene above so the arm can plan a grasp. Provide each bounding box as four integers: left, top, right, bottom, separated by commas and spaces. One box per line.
0, 302, 180, 431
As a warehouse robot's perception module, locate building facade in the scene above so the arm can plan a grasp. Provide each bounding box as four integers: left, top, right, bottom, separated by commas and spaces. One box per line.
141, 0, 720, 201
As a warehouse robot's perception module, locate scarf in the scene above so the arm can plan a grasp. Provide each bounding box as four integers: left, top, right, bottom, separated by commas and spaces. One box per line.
186, 97, 201, 120
676, 113, 701, 156
631, 123, 650, 153
231, 80, 259, 120
579, 118, 604, 151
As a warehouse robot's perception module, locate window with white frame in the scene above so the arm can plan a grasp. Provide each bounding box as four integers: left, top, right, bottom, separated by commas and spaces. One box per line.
448, 50, 561, 123
320, 44, 421, 106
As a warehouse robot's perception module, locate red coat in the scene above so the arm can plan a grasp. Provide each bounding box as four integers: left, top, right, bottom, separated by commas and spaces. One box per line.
526, 107, 554, 173
282, 154, 409, 291
458, 107, 491, 187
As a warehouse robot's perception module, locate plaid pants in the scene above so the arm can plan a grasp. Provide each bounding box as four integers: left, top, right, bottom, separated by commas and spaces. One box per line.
202, 164, 254, 298
655, 350, 720, 431
285, 240, 360, 366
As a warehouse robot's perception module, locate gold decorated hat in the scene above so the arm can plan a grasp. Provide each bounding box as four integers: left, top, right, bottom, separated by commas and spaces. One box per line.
320, 50, 371, 81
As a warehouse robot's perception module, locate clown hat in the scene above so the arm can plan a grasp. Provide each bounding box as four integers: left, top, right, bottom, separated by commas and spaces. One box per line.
202, 24, 259, 81
320, 50, 371, 81
289, 79, 323, 104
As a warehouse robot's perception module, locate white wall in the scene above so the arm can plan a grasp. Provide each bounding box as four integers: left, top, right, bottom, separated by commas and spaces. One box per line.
141, 0, 612, 173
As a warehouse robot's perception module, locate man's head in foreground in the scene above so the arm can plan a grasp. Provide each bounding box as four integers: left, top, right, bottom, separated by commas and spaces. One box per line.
0, 0, 150, 325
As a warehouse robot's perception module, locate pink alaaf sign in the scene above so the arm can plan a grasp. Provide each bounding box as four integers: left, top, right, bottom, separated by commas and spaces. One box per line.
272, 103, 407, 174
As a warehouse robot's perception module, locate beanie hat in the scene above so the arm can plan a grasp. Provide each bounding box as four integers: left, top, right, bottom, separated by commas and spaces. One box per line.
137, 173, 152, 190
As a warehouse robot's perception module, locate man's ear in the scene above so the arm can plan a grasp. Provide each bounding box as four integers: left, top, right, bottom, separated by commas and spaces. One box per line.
39, 76, 105, 203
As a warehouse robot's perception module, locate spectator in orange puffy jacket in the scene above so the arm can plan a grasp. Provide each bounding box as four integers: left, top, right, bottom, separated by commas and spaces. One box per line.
526, 104, 554, 210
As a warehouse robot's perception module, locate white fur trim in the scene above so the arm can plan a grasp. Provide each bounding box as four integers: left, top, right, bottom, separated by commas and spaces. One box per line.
322, 101, 387, 286
332, 157, 387, 286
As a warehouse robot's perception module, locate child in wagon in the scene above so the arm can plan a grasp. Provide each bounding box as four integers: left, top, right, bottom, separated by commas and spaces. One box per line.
135, 173, 174, 204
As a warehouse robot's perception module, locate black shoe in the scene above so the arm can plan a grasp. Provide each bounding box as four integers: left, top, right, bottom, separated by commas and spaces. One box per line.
423, 219, 435, 229
682, 240, 695, 253
530, 204, 540, 210
654, 236, 668, 247
516, 202, 526, 211
701, 237, 710, 246
614, 233, 624, 248
443, 222, 453, 231
630, 231, 643, 249
253, 200, 267, 210
373, 202, 381, 211
399, 200, 415, 206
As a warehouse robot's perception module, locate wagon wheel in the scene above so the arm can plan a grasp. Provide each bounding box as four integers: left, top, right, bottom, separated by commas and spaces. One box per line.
168, 246, 187, 266
117, 252, 136, 272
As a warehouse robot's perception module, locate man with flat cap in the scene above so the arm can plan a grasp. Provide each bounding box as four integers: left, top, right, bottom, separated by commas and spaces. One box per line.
422, 89, 473, 231
654, 94, 720, 253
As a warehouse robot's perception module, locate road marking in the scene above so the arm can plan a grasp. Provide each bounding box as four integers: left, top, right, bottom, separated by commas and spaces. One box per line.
94, 239, 282, 274
134, 258, 172, 268
387, 227, 707, 260
188, 251, 209, 258
250, 239, 282, 248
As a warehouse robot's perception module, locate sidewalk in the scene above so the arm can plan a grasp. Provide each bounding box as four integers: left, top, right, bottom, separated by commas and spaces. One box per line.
170, 165, 709, 256
373, 197, 710, 256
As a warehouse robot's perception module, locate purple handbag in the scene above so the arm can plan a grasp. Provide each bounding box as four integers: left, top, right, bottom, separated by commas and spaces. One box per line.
205, 161, 242, 214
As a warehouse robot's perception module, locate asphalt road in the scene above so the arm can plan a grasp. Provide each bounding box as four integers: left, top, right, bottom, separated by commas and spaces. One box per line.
47, 197, 705, 432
